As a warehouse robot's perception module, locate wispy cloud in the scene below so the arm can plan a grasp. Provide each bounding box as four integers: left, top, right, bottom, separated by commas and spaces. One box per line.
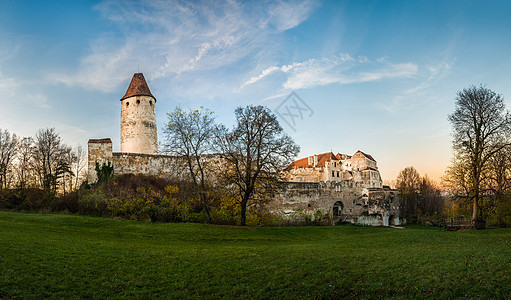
53, 0, 318, 94
0, 71, 19, 98
27, 93, 51, 109
240, 54, 418, 91
378, 62, 452, 113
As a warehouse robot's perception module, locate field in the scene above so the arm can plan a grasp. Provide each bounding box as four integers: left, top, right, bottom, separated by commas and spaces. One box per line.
0, 211, 510, 298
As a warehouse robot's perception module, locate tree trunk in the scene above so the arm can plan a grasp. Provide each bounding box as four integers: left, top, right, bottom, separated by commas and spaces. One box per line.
240, 197, 248, 226
472, 197, 478, 224
200, 193, 212, 223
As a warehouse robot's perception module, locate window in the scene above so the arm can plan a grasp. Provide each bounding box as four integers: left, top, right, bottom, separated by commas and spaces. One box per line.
332, 171, 335, 177
126, 102, 129, 106
337, 171, 339, 177
334, 162, 337, 167
136, 100, 140, 104
149, 100, 152, 105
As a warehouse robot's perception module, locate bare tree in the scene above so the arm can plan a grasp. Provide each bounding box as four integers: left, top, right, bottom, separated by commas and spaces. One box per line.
0, 129, 18, 189
164, 107, 216, 222
486, 146, 511, 225
15, 137, 34, 190
57, 146, 75, 195
216, 105, 300, 226
72, 145, 87, 190
32, 128, 70, 191
418, 175, 444, 217
447, 85, 511, 225
396, 166, 421, 219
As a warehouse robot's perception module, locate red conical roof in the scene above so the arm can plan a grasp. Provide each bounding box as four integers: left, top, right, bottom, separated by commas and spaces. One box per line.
120, 73, 155, 101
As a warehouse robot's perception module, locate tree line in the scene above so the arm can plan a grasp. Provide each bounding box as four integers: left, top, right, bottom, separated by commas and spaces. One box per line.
0, 127, 86, 194
394, 85, 511, 228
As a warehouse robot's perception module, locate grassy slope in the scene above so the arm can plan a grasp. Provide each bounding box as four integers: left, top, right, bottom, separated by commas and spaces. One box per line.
0, 211, 510, 299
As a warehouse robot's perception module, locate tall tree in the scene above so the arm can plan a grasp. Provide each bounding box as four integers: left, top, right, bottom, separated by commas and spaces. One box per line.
164, 107, 216, 223
15, 137, 34, 190
447, 85, 511, 225
32, 128, 70, 191
418, 175, 444, 217
396, 166, 421, 219
0, 129, 18, 189
72, 145, 87, 190
57, 145, 75, 195
216, 105, 300, 226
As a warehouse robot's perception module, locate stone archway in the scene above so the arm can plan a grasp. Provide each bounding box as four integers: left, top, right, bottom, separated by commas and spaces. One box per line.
332, 201, 343, 217
388, 215, 396, 226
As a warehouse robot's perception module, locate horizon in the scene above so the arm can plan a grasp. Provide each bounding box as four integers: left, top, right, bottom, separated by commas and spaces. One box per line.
2, 0, 511, 184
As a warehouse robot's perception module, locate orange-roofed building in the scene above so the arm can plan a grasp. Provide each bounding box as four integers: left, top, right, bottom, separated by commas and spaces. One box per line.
282, 150, 383, 188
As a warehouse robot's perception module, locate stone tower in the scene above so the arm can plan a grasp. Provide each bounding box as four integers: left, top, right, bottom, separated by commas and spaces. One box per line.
120, 73, 158, 155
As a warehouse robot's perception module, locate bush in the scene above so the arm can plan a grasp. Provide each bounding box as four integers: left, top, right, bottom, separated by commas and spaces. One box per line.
210, 209, 238, 225
246, 210, 278, 227
78, 177, 191, 222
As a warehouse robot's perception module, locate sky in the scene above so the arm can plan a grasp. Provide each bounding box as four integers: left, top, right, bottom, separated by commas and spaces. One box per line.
1, 0, 511, 184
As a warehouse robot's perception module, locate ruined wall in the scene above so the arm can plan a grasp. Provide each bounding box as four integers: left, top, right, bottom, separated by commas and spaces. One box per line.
120, 95, 158, 155
87, 139, 113, 183
88, 139, 185, 183
269, 181, 400, 226
111, 153, 188, 180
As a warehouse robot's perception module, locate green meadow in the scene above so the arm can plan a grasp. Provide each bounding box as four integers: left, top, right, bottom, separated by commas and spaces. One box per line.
0, 211, 510, 298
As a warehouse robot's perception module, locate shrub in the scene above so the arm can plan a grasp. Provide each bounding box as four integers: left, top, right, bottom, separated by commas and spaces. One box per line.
210, 209, 238, 225
246, 210, 278, 227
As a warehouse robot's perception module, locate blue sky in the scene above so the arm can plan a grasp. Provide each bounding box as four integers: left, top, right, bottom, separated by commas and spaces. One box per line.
1, 0, 511, 183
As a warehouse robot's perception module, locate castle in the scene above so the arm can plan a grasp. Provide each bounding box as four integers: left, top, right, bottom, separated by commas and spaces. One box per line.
87, 73, 177, 183
88, 73, 401, 226
282, 151, 383, 188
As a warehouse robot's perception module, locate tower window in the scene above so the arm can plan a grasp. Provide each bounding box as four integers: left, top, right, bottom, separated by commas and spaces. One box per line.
149, 100, 152, 105
126, 102, 129, 106
136, 100, 140, 104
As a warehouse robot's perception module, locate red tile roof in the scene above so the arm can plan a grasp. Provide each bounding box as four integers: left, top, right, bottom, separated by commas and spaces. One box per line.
120, 73, 155, 101
286, 152, 338, 170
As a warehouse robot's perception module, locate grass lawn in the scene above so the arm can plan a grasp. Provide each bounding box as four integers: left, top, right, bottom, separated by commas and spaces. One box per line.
0, 211, 510, 298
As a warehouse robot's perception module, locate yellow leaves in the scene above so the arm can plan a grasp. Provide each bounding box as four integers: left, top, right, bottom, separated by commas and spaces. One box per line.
164, 185, 179, 195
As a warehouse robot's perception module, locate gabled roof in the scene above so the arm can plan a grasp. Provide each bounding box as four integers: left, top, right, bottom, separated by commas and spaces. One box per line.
336, 153, 351, 160
285, 152, 339, 170
120, 73, 155, 101
354, 150, 376, 162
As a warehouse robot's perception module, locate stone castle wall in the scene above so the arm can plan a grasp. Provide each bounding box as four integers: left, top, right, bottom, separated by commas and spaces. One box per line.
268, 181, 400, 226
87, 139, 182, 183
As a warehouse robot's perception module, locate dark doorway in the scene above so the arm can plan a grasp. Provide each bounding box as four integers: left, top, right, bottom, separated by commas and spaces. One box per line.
388, 215, 396, 226
333, 201, 343, 217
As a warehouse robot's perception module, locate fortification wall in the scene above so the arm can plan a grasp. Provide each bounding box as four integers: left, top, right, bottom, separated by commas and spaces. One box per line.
88, 139, 401, 226
269, 181, 400, 226
87, 139, 183, 183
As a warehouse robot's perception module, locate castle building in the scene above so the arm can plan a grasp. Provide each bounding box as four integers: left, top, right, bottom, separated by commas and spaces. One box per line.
87, 73, 400, 226
274, 150, 399, 226
281, 150, 383, 188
